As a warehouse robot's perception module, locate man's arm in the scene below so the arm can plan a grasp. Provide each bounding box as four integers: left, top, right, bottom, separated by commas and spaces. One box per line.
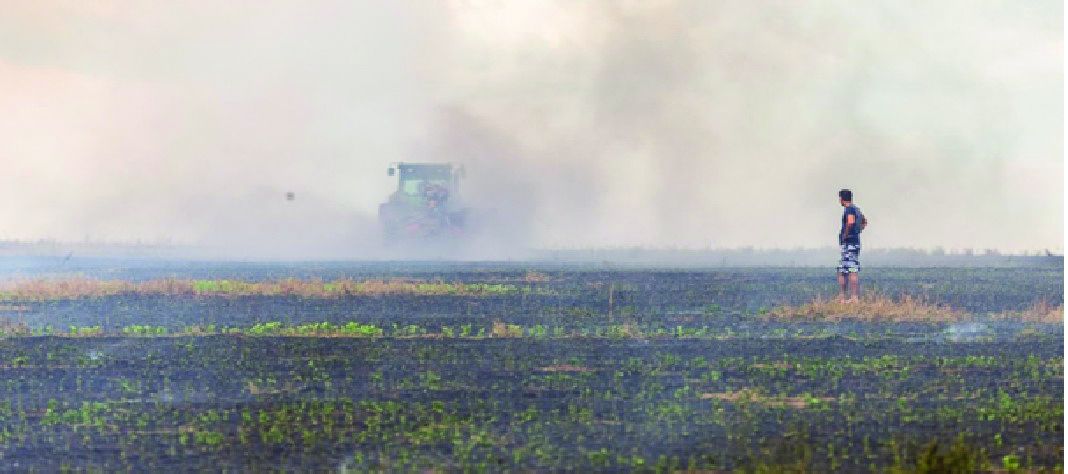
841, 213, 856, 243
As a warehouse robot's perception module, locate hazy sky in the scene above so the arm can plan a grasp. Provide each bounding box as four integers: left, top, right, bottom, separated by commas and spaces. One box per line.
0, 1, 1062, 256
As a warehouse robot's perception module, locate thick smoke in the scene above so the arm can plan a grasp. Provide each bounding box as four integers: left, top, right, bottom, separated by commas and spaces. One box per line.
0, 1, 1061, 258
432, 1, 1063, 252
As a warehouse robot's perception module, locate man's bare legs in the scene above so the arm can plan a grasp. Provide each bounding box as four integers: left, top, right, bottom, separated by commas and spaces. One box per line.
838, 272, 860, 303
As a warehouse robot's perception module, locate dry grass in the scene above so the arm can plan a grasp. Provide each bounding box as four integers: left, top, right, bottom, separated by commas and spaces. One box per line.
491, 320, 524, 338
622, 322, 642, 336
992, 300, 1064, 324
536, 365, 593, 373
0, 277, 517, 300
0, 305, 31, 312
523, 271, 551, 283
246, 380, 300, 396
700, 389, 834, 409
767, 292, 965, 323
0, 318, 29, 335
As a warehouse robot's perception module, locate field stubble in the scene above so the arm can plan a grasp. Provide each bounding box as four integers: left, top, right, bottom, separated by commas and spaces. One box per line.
0, 264, 1059, 471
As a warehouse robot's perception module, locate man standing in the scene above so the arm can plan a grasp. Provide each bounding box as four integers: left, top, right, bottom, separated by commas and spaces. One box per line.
837, 189, 864, 302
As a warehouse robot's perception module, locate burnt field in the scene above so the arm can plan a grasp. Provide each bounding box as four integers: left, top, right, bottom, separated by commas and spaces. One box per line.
0, 261, 1061, 471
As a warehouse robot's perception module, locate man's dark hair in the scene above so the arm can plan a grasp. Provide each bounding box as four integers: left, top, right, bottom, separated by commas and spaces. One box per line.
839, 189, 852, 201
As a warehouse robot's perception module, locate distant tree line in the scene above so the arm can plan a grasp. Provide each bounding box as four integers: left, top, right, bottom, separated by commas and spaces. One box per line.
535, 247, 1062, 267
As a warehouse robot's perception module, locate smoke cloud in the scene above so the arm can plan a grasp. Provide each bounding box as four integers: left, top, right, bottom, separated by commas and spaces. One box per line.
0, 1, 1061, 258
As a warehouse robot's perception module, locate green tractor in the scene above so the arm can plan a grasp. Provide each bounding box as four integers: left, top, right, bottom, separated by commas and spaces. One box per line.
378, 162, 468, 240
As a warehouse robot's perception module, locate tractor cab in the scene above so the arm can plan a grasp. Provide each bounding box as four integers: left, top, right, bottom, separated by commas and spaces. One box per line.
389, 163, 461, 208
379, 163, 467, 239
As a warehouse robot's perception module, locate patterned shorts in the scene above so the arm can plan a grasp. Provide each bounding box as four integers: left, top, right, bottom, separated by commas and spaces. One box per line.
837, 243, 861, 274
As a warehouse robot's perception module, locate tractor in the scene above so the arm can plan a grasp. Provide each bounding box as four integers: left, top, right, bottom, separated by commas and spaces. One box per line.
378, 162, 468, 240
